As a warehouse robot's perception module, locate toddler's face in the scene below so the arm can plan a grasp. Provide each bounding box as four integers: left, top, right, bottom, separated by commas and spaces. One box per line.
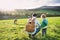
40, 15, 44, 19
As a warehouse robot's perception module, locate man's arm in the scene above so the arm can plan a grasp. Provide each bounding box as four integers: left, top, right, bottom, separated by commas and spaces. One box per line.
36, 20, 41, 27
37, 21, 41, 27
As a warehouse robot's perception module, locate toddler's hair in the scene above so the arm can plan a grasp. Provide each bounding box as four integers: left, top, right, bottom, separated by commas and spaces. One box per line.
41, 14, 46, 18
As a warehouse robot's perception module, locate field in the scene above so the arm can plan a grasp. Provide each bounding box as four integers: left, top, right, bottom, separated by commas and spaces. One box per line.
0, 17, 60, 40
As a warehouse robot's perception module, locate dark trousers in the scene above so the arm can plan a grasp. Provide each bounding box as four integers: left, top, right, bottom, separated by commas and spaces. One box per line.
42, 28, 47, 36
32, 26, 41, 36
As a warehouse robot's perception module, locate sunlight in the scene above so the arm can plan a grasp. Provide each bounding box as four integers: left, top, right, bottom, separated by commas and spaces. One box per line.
0, 0, 59, 11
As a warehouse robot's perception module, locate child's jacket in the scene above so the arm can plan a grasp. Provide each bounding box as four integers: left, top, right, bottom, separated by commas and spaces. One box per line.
41, 19, 48, 28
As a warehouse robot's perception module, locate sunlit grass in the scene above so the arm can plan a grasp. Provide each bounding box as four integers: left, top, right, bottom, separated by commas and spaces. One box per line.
0, 17, 60, 40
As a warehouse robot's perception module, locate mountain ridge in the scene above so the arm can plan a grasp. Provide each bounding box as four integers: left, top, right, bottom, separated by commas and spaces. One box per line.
27, 6, 60, 11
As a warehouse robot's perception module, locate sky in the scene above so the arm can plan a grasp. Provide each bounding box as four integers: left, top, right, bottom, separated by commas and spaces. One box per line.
0, 0, 60, 11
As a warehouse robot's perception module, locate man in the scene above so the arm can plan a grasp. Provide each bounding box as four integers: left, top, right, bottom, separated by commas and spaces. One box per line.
28, 14, 41, 38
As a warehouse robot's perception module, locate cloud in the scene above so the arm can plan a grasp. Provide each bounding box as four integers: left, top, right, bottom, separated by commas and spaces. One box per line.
53, 0, 60, 3
0, 0, 49, 10
46, 0, 60, 6
46, 0, 60, 3
0, 0, 60, 11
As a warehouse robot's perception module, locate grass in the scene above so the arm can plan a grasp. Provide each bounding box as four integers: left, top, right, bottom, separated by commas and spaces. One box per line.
0, 17, 60, 40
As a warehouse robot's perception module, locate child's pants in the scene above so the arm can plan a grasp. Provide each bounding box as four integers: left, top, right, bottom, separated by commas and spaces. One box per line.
42, 28, 47, 36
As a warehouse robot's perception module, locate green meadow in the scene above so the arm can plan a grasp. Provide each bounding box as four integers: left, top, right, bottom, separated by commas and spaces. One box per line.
0, 17, 60, 40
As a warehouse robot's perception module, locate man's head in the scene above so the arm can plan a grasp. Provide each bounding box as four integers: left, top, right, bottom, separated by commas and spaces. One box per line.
32, 14, 37, 17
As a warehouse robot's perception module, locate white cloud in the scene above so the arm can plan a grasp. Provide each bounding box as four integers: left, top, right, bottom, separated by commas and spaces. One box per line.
47, 3, 60, 6
0, 0, 60, 11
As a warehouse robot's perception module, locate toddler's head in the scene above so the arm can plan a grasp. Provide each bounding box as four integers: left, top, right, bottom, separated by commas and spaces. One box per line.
41, 14, 46, 19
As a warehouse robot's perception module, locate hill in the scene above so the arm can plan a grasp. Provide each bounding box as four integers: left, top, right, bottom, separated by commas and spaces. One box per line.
0, 6, 60, 19
28, 6, 60, 11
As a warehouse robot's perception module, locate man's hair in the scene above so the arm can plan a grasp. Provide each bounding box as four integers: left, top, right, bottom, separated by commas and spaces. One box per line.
33, 14, 37, 17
